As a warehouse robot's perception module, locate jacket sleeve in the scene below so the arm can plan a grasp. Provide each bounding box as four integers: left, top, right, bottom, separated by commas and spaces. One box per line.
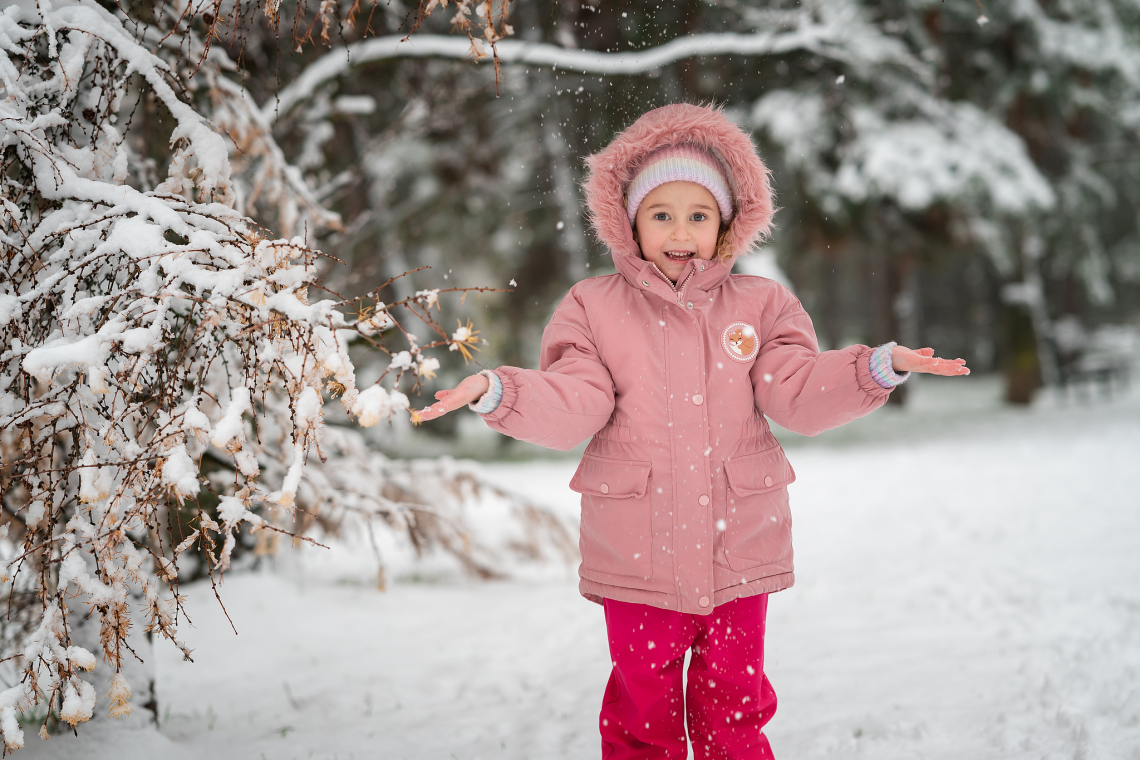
751, 299, 893, 437
478, 288, 615, 451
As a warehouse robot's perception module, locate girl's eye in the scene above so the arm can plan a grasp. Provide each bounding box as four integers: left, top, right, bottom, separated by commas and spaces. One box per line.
691, 213, 707, 222
653, 212, 669, 221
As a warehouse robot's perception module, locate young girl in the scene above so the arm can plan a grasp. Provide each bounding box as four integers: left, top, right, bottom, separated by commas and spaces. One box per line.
416, 103, 968, 759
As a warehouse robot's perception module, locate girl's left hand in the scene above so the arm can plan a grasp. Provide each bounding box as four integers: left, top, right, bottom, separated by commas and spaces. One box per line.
892, 345, 970, 376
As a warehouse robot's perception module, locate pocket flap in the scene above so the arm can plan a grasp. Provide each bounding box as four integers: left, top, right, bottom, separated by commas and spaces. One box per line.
569, 455, 651, 499
725, 447, 796, 495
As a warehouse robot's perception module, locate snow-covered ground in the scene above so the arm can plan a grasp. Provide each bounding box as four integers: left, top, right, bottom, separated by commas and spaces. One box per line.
22, 377, 1140, 759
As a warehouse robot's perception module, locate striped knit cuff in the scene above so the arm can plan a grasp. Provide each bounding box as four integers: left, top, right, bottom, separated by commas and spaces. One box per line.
869, 342, 910, 389
468, 370, 503, 415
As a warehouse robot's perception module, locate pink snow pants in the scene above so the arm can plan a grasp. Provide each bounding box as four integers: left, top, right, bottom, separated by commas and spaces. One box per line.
600, 594, 777, 760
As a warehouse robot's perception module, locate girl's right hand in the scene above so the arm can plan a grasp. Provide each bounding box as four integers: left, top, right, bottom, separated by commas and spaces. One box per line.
413, 373, 491, 422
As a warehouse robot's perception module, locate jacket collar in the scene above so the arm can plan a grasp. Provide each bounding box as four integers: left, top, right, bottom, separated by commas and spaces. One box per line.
611, 215, 737, 299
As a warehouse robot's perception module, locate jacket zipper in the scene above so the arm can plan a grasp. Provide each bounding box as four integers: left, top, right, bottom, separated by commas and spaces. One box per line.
676, 267, 696, 305
649, 263, 697, 305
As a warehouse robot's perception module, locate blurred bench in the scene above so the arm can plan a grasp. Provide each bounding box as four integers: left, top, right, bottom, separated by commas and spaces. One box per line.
1057, 352, 1131, 400
1052, 320, 1134, 401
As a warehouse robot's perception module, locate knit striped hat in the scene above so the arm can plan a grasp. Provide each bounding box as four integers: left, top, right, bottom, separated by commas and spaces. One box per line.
625, 145, 734, 224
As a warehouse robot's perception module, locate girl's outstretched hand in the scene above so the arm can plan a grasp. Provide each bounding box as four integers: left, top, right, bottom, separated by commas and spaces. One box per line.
892, 345, 970, 376
413, 373, 491, 423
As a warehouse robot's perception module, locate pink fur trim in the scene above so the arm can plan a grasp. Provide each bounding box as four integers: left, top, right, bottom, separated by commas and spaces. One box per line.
582, 103, 775, 261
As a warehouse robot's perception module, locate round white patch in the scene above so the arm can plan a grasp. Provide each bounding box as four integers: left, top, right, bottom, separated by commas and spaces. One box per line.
721, 321, 759, 363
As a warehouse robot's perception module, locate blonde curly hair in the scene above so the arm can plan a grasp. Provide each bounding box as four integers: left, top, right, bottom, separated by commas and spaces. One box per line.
714, 224, 734, 263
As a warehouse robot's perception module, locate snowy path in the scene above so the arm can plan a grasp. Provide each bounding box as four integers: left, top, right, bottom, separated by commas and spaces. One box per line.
23, 387, 1140, 759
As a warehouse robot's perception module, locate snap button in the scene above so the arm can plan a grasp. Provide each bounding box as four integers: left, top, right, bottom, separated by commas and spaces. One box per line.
698, 596, 711, 608
600, 483, 609, 494
698, 495, 709, 506
687, 302, 693, 309
764, 475, 774, 487
642, 280, 649, 286
692, 394, 704, 405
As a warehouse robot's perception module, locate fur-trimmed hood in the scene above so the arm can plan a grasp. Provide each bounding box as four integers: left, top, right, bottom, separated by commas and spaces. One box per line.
582, 103, 774, 284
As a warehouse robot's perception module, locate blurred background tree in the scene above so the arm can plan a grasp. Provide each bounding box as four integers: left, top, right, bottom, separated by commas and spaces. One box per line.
223, 0, 1138, 429
114, 0, 1140, 433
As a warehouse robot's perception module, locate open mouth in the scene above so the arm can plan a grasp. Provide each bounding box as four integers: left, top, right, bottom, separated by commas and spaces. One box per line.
664, 251, 695, 262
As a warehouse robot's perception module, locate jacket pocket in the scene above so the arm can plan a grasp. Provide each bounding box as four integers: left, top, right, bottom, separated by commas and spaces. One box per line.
570, 454, 653, 578
721, 446, 796, 572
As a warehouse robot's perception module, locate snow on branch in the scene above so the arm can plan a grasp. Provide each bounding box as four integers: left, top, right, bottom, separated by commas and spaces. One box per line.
832, 101, 1056, 214
265, 21, 928, 123
751, 89, 1055, 216
46, 4, 234, 204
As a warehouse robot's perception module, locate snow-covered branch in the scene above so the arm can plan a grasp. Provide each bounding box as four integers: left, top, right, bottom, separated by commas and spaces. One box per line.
751, 90, 1055, 216
265, 23, 928, 122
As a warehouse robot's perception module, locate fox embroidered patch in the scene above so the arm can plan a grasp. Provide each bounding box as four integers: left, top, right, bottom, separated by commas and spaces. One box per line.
721, 321, 759, 363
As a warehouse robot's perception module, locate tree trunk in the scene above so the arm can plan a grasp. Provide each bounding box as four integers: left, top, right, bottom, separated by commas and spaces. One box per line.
541, 86, 591, 282
889, 252, 921, 406
868, 208, 920, 406
1002, 302, 1041, 404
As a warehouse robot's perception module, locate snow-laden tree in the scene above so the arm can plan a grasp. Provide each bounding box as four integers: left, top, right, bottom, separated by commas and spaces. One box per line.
739, 0, 1140, 396
0, 0, 557, 746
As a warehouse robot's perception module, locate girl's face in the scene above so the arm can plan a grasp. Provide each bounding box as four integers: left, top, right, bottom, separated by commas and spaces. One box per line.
633, 181, 722, 283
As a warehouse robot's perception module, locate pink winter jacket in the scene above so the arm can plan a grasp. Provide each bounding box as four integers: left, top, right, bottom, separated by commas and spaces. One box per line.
479, 104, 895, 614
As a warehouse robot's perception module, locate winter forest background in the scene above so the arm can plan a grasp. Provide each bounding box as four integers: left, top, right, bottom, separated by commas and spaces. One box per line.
2, 0, 1139, 758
